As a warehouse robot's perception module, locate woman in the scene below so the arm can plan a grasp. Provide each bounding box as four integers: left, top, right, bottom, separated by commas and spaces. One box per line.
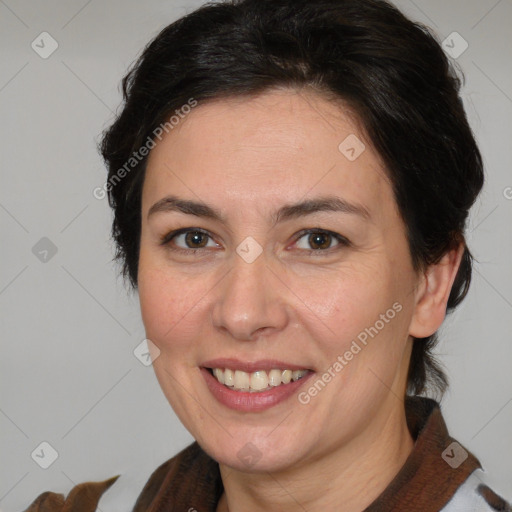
24, 0, 511, 510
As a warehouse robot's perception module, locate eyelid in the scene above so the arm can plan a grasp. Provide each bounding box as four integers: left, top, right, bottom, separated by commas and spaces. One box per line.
160, 227, 351, 254
159, 227, 212, 246
291, 228, 351, 251
160, 228, 221, 255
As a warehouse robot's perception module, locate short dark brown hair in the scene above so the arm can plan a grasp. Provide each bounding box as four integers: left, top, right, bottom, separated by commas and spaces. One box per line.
98, 0, 484, 397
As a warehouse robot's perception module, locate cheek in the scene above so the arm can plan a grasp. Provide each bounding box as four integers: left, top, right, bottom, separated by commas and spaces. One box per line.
138, 266, 170, 338
137, 260, 204, 352
293, 261, 394, 336
293, 261, 411, 383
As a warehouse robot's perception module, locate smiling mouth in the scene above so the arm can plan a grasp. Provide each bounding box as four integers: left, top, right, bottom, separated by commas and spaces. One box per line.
206, 367, 311, 393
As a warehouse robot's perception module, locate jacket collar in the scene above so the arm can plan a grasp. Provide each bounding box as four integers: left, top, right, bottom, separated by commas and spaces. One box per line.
138, 396, 481, 512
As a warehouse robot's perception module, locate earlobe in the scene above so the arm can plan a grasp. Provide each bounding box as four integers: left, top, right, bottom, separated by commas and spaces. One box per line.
409, 244, 465, 338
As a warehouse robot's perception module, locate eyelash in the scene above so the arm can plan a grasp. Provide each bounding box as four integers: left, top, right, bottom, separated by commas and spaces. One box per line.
159, 227, 351, 256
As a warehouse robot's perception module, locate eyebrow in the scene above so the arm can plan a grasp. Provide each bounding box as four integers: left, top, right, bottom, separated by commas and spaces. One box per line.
147, 194, 370, 224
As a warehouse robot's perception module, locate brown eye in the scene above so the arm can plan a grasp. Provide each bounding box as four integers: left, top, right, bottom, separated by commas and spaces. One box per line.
294, 229, 350, 254
184, 231, 209, 248
308, 232, 332, 250
161, 228, 219, 253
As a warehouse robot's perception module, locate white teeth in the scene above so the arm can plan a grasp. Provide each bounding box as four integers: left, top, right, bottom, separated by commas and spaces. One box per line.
268, 369, 282, 386
234, 370, 250, 390
281, 369, 292, 384
213, 368, 224, 384
211, 368, 308, 392
224, 368, 234, 386
250, 371, 269, 391
291, 370, 303, 381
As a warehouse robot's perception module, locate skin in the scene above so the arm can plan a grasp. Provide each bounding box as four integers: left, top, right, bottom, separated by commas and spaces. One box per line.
138, 88, 463, 512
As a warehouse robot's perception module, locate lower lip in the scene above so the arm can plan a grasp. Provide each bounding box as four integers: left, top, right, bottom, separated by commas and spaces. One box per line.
201, 367, 315, 412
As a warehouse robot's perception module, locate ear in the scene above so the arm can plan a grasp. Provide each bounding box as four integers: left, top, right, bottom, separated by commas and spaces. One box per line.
409, 243, 465, 339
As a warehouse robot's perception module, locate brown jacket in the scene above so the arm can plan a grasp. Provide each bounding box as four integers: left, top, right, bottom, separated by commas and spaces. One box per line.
23, 396, 511, 511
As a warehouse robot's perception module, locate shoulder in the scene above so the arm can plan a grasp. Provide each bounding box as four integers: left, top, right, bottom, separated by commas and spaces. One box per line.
22, 442, 204, 512
441, 469, 512, 512
132, 441, 213, 510
22, 475, 120, 511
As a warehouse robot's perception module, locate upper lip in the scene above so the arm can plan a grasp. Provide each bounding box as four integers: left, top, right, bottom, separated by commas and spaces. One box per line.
201, 358, 313, 373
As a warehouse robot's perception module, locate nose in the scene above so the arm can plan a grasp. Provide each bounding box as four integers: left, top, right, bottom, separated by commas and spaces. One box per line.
211, 251, 289, 341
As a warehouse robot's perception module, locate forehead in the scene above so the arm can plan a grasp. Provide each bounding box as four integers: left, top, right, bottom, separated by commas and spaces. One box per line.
142, 89, 394, 221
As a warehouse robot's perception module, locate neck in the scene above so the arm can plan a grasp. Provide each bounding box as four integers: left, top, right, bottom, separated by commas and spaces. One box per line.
216, 397, 414, 512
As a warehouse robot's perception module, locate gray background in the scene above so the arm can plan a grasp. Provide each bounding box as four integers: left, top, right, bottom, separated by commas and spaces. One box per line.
1, 0, 511, 510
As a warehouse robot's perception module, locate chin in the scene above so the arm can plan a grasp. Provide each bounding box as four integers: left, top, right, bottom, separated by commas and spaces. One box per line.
199, 430, 306, 473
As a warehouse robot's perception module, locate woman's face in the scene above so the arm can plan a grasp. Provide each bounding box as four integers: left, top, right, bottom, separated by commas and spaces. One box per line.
138, 89, 421, 472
